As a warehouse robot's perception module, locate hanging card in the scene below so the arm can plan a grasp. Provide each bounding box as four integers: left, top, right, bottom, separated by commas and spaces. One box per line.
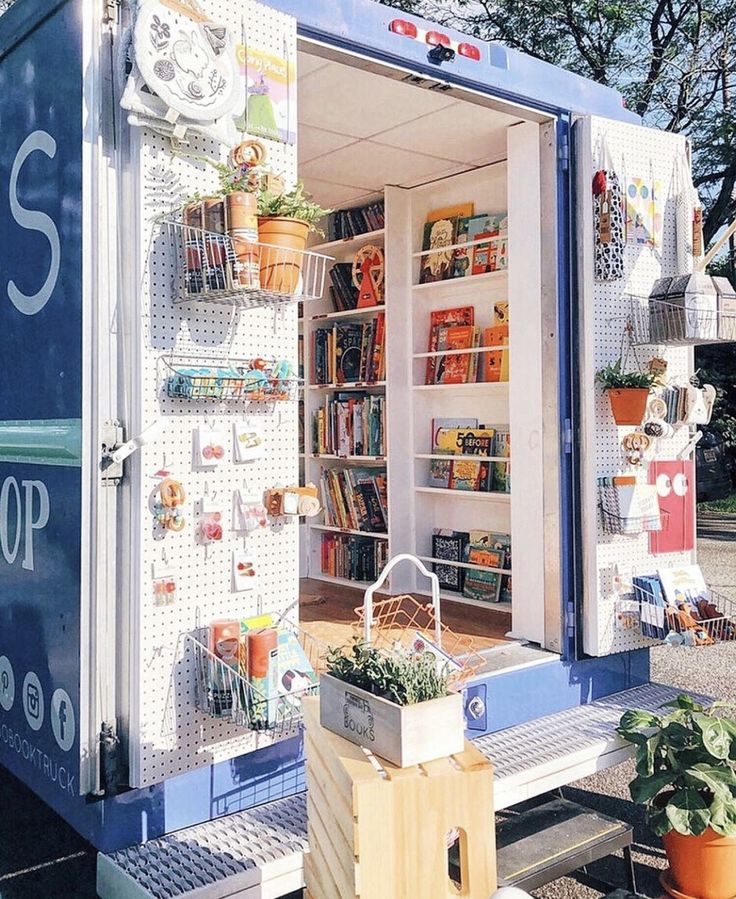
196, 424, 226, 467
649, 460, 695, 554
233, 419, 265, 462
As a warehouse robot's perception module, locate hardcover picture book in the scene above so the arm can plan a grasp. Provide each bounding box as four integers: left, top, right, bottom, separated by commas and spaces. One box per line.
448, 458, 492, 491
419, 215, 458, 284
463, 544, 505, 603
490, 428, 511, 492
434, 325, 480, 384
431, 418, 478, 449
434, 428, 495, 456
482, 325, 509, 383
431, 530, 467, 592
425, 306, 474, 383
465, 531, 512, 603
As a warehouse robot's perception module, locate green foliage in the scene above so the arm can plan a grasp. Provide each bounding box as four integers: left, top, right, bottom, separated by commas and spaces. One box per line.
618, 693, 736, 837
595, 359, 656, 389
257, 180, 331, 233
696, 346, 736, 452
325, 640, 452, 706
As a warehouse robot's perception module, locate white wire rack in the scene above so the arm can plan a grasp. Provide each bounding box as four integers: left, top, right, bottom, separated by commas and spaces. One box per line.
186, 626, 327, 736
626, 296, 736, 346
163, 219, 332, 306
598, 485, 667, 535
159, 354, 301, 402
631, 582, 736, 646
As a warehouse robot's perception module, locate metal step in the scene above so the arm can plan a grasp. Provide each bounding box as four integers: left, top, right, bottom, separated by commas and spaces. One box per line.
98, 682, 685, 899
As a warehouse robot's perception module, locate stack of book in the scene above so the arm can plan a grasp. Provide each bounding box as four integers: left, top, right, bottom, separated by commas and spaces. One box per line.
431, 529, 512, 603
418, 206, 508, 284
425, 304, 509, 385
321, 533, 388, 582
324, 201, 385, 242
328, 262, 359, 312
428, 417, 511, 493
313, 393, 385, 457
320, 467, 388, 533
313, 315, 386, 385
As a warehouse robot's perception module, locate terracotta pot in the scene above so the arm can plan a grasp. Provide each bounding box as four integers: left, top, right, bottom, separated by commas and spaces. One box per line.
258, 216, 310, 294
226, 192, 258, 233
662, 826, 736, 899
606, 387, 650, 425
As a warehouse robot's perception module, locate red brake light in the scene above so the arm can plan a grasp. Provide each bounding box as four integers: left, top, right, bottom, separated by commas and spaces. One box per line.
425, 31, 451, 47
458, 42, 481, 61
389, 19, 418, 39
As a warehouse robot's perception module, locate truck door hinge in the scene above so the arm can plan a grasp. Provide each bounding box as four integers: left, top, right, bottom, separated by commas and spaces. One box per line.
103, 0, 120, 25
563, 418, 573, 454
100, 421, 125, 486
558, 132, 570, 171
566, 604, 576, 632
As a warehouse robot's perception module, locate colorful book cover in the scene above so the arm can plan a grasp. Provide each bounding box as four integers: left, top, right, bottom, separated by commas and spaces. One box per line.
467, 215, 498, 275
657, 565, 708, 607
435, 325, 477, 384
451, 216, 473, 279
277, 631, 318, 697
465, 531, 512, 603
463, 544, 504, 603
419, 216, 458, 284
493, 301, 509, 325
425, 306, 474, 383
429, 459, 453, 489
336, 324, 363, 383
482, 325, 509, 382
491, 429, 511, 493
448, 458, 492, 491
435, 428, 495, 456
431, 418, 478, 451
236, 46, 296, 145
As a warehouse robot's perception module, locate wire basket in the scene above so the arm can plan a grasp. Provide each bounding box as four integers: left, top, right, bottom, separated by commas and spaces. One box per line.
598, 485, 667, 535
186, 627, 328, 736
627, 296, 736, 346
163, 219, 331, 306
160, 354, 300, 401
355, 554, 485, 689
632, 582, 736, 646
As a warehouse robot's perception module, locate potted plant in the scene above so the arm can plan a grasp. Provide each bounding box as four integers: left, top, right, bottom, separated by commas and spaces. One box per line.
618, 693, 736, 899
319, 640, 464, 767
257, 180, 331, 293
595, 359, 656, 425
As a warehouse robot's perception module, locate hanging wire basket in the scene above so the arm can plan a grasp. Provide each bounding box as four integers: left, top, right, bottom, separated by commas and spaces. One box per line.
626, 295, 736, 346
631, 582, 736, 647
186, 626, 328, 737
159, 354, 301, 401
163, 219, 332, 307
598, 485, 668, 535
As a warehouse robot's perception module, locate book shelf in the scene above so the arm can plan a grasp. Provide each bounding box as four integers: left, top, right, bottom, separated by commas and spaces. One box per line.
303, 194, 389, 586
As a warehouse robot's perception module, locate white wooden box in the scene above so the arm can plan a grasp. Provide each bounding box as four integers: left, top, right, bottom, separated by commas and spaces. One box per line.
318, 673, 464, 767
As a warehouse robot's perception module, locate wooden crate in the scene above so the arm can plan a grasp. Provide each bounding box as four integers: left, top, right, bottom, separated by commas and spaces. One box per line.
302, 696, 496, 899
318, 673, 465, 767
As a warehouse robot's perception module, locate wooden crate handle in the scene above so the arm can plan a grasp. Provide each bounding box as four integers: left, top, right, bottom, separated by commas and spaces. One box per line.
362, 553, 442, 646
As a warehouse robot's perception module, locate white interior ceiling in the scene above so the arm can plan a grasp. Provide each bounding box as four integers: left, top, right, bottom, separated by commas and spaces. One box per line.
297, 52, 524, 208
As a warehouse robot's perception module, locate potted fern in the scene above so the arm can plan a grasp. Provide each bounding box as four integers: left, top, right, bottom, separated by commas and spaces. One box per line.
595, 359, 655, 425
320, 640, 464, 767
257, 181, 331, 293
618, 694, 736, 899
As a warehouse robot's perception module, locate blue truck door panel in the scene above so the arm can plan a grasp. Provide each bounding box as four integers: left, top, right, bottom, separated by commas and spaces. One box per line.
0, 0, 86, 811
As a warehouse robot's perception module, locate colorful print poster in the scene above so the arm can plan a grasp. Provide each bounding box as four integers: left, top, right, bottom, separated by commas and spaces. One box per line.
626, 178, 663, 248
235, 45, 296, 144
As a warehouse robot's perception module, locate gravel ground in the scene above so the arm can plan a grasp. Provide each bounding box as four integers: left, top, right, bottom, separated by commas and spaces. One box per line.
0, 528, 732, 898
535, 525, 736, 899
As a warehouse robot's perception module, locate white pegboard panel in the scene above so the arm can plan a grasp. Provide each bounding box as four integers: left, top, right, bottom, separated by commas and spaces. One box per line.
126, 0, 301, 788
576, 115, 695, 657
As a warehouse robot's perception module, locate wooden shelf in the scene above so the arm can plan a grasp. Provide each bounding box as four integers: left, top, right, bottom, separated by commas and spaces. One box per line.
309, 381, 386, 391
310, 454, 386, 464
310, 305, 385, 323
310, 228, 385, 255
412, 232, 508, 258
311, 523, 389, 540
412, 270, 507, 293
415, 487, 511, 503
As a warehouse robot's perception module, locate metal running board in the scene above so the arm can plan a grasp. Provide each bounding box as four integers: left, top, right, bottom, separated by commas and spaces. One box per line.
97, 682, 688, 899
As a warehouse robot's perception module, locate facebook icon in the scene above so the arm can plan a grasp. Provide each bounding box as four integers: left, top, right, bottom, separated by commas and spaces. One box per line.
50, 688, 75, 752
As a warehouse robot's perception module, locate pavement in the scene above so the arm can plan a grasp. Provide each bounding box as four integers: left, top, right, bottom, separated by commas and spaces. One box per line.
0, 525, 733, 898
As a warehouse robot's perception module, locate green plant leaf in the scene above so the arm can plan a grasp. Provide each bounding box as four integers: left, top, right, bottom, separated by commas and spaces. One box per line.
619, 709, 661, 733
662, 721, 697, 750
648, 804, 673, 836
694, 714, 732, 760
685, 764, 736, 800
665, 789, 710, 836
630, 770, 676, 804
709, 795, 736, 837
662, 694, 704, 713
636, 735, 661, 777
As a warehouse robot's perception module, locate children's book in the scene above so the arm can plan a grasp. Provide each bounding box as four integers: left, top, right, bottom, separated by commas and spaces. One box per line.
432, 530, 467, 592
435, 428, 495, 456
448, 458, 492, 491
490, 428, 511, 492
431, 418, 478, 450
657, 565, 708, 607
482, 325, 509, 382
277, 631, 318, 697
465, 531, 512, 603
419, 215, 458, 284
428, 459, 453, 489
493, 301, 509, 325
425, 307, 474, 383
434, 325, 479, 384
463, 544, 505, 602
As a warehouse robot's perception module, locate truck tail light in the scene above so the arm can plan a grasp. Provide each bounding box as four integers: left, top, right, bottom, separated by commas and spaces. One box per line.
425, 31, 451, 47
389, 19, 418, 39
458, 42, 481, 61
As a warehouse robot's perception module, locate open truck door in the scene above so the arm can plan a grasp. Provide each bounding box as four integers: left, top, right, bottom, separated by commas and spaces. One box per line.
573, 115, 697, 657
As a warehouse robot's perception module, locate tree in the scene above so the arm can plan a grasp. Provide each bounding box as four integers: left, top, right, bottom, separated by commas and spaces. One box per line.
379, 0, 736, 253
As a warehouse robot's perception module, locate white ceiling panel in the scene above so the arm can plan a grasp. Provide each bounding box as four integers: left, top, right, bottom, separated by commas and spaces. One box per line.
299, 139, 460, 191
297, 52, 331, 79
298, 61, 456, 138
303, 178, 379, 209
375, 102, 517, 163
298, 125, 357, 164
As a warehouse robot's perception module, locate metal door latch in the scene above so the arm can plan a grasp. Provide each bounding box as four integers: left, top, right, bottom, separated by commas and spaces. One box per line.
100, 421, 125, 486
